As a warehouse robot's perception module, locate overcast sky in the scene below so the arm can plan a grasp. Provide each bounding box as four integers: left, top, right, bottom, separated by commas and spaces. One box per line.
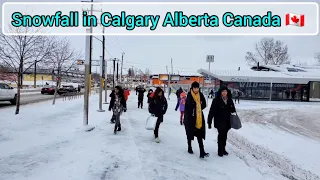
1, 0, 319, 75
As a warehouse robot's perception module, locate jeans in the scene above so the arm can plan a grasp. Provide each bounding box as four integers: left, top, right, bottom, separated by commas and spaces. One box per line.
114, 114, 121, 131
175, 98, 181, 110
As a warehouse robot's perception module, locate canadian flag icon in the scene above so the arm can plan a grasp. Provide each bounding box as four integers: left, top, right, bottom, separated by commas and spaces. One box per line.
286, 13, 305, 27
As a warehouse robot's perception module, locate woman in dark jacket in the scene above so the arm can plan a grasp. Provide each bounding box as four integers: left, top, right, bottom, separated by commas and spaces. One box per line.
149, 87, 168, 143
184, 81, 209, 159
109, 86, 127, 134
207, 86, 236, 157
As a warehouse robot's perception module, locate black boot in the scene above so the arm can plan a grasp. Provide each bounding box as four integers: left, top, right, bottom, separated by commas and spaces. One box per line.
187, 140, 193, 154
218, 147, 223, 157
200, 151, 210, 158
180, 120, 183, 125
223, 145, 229, 155
117, 125, 121, 131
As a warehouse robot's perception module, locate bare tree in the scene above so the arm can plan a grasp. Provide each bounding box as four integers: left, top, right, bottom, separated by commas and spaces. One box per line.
0, 26, 54, 114
144, 68, 151, 76
48, 37, 81, 105
315, 52, 320, 65
245, 37, 291, 65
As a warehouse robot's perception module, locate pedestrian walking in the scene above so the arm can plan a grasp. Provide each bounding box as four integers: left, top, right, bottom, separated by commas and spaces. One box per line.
136, 86, 146, 108
109, 86, 126, 134
207, 86, 236, 157
175, 87, 183, 111
149, 87, 168, 143
235, 91, 241, 104
177, 91, 187, 125
184, 81, 210, 159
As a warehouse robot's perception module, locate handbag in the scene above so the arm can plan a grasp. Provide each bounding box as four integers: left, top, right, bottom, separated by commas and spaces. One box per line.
145, 115, 158, 130
230, 113, 242, 130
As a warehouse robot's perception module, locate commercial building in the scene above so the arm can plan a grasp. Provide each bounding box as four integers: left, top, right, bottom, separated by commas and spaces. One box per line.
198, 64, 320, 102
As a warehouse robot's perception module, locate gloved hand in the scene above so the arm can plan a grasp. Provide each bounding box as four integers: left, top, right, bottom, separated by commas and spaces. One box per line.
208, 124, 212, 129
151, 114, 155, 117
123, 108, 127, 112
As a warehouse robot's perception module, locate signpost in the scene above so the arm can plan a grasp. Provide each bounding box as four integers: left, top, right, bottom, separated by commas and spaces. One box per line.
206, 55, 214, 103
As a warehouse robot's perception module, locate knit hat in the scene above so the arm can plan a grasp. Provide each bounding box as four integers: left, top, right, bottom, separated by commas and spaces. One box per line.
191, 81, 200, 88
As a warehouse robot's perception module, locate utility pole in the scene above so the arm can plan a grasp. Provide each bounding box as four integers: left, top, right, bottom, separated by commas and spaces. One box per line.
82, 0, 93, 128
104, 58, 108, 104
120, 52, 124, 84
34, 60, 37, 88
166, 65, 169, 95
116, 62, 119, 83
83, 28, 90, 126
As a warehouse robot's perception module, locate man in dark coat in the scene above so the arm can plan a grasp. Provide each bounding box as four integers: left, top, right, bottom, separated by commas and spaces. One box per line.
207, 86, 236, 157
136, 86, 146, 108
184, 81, 209, 159
175, 87, 183, 111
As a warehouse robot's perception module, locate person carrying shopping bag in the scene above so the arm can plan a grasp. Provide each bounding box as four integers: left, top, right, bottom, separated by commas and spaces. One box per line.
207, 86, 236, 157
109, 86, 127, 134
149, 87, 168, 143
184, 81, 210, 159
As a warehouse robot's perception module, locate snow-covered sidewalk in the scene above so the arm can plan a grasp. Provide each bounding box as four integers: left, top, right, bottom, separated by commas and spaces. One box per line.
0, 94, 316, 180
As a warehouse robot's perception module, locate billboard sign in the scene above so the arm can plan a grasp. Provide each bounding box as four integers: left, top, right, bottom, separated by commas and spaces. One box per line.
159, 74, 168, 81
170, 75, 180, 81
206, 55, 214, 62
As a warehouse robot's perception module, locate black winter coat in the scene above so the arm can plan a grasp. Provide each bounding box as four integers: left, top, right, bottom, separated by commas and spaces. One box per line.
137, 88, 146, 100
184, 91, 207, 140
108, 92, 127, 111
207, 89, 236, 129
176, 88, 183, 98
149, 96, 168, 120
147, 92, 153, 103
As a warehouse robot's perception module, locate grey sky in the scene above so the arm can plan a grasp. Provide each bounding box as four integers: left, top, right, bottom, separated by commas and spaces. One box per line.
1, 0, 319, 75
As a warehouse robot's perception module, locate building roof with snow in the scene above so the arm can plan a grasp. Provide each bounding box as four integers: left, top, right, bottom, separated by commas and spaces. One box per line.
198, 64, 320, 84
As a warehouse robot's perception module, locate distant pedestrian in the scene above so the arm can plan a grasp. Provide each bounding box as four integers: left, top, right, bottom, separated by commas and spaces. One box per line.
291, 90, 296, 101
109, 86, 126, 134
136, 86, 146, 108
175, 87, 183, 111
184, 81, 210, 159
177, 91, 187, 125
235, 91, 241, 104
209, 89, 214, 98
207, 86, 236, 157
149, 87, 168, 143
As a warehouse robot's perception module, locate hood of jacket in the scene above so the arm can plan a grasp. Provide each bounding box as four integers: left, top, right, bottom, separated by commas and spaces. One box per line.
216, 86, 231, 99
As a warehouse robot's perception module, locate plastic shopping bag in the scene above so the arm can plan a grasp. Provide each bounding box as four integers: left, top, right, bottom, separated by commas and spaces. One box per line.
230, 113, 242, 130
145, 115, 158, 130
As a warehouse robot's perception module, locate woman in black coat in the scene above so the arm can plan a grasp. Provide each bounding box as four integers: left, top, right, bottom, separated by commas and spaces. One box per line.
147, 89, 153, 104
207, 86, 236, 157
184, 81, 209, 159
109, 86, 127, 134
149, 87, 168, 143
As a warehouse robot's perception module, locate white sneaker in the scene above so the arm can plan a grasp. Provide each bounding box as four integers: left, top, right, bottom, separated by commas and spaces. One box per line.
155, 137, 161, 143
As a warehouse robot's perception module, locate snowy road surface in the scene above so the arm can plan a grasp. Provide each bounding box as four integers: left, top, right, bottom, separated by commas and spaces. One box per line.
0, 94, 319, 180
0, 94, 54, 108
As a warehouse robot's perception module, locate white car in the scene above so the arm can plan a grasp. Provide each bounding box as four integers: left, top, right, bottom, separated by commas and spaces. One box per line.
0, 82, 17, 105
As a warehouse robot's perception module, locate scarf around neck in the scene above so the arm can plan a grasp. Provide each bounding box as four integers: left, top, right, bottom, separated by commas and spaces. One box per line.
191, 90, 202, 129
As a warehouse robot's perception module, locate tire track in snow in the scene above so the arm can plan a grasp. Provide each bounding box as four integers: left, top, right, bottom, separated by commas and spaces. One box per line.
228, 131, 320, 180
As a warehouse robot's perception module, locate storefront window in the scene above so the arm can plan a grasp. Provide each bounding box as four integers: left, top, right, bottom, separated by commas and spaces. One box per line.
225, 81, 303, 101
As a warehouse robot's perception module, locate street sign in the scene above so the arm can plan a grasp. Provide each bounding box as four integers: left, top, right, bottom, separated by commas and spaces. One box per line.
77, 60, 85, 65
206, 55, 214, 62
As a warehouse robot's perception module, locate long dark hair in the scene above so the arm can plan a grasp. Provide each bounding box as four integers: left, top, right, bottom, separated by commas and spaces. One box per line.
115, 86, 124, 98
153, 87, 164, 99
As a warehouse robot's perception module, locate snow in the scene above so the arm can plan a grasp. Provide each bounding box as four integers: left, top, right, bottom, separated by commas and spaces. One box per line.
0, 94, 320, 180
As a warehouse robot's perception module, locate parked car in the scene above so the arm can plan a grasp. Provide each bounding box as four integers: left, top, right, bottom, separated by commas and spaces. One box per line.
57, 85, 77, 95
41, 86, 55, 95
0, 82, 17, 105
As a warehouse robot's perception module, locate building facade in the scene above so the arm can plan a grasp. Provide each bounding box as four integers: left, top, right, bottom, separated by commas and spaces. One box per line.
198, 65, 320, 102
